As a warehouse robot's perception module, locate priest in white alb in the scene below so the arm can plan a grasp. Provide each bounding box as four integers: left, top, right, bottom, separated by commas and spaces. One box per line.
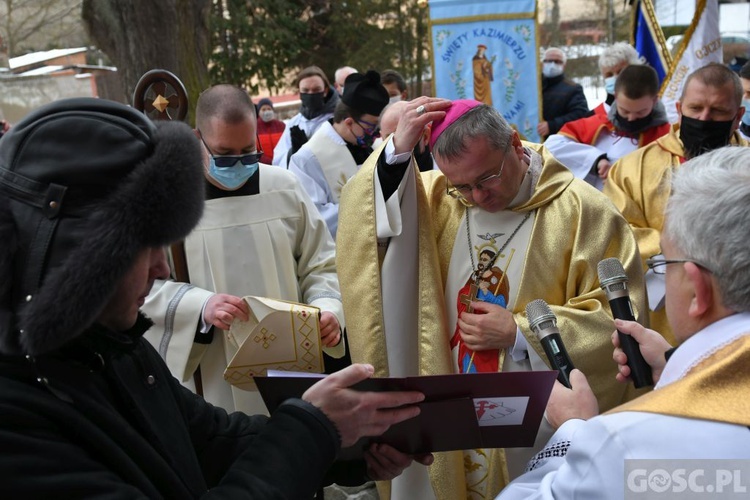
142, 85, 345, 417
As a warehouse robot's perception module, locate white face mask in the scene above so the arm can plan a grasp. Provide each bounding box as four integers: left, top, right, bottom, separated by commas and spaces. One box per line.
542, 61, 564, 78
260, 110, 275, 122
389, 95, 401, 105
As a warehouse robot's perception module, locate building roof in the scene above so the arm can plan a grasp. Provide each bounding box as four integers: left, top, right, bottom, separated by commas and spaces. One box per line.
9, 47, 88, 70
17, 65, 65, 76
13, 64, 117, 77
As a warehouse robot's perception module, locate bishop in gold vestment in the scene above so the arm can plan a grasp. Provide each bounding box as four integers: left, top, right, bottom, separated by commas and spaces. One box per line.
337, 98, 647, 500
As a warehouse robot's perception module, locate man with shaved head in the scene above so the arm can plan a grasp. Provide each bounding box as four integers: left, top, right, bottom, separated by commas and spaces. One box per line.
143, 84, 347, 418
605, 63, 749, 342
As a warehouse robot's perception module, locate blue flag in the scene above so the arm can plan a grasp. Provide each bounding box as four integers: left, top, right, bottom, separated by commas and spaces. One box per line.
633, 0, 672, 85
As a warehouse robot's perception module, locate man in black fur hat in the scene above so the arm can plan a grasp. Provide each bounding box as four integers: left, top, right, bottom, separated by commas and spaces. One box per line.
289, 69, 390, 238
0, 98, 430, 498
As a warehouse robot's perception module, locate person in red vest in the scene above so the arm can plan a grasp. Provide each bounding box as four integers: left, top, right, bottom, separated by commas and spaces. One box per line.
544, 64, 670, 190
256, 97, 286, 165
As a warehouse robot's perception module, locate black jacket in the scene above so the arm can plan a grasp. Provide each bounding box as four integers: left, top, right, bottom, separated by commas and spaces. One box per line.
0, 316, 344, 499
541, 74, 590, 137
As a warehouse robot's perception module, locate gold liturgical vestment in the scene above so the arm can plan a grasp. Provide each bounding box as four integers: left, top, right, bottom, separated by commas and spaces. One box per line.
605, 125, 748, 344
337, 141, 648, 500
609, 333, 750, 428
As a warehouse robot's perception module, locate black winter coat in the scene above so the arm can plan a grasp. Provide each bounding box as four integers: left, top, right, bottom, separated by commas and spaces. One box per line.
541, 74, 590, 137
0, 316, 343, 499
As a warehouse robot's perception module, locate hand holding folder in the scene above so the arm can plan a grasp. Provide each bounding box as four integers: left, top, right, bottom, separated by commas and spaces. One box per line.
255, 369, 557, 454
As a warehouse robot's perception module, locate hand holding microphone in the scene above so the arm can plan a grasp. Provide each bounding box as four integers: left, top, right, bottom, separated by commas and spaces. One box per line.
526, 299, 575, 388
598, 258, 653, 388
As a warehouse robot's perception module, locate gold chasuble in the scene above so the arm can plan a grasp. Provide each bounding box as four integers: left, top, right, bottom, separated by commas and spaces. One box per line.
608, 334, 750, 428
337, 141, 647, 500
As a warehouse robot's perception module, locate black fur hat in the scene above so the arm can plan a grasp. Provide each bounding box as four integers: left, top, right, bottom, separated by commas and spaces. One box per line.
0, 98, 204, 355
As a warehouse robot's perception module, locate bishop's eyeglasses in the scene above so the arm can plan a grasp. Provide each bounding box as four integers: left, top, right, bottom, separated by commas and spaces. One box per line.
446, 142, 511, 206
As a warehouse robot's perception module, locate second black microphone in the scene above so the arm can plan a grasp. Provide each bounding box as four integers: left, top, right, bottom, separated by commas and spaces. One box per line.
598, 257, 653, 388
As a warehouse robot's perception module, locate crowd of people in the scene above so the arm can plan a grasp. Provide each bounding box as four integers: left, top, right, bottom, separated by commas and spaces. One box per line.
0, 41, 748, 500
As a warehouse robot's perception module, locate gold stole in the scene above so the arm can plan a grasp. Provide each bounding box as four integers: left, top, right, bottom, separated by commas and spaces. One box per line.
607, 334, 750, 427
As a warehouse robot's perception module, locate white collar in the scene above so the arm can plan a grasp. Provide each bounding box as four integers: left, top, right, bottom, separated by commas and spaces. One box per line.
321, 120, 347, 146
656, 312, 750, 389
506, 147, 540, 209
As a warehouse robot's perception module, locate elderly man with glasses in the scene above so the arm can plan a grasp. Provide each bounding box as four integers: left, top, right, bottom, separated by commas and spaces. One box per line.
336, 98, 647, 499
497, 145, 750, 499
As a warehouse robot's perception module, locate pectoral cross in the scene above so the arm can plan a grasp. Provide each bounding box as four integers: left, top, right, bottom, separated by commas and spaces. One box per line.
459, 283, 479, 313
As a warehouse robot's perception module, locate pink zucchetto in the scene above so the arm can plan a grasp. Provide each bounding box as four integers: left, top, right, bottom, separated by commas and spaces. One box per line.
429, 99, 484, 150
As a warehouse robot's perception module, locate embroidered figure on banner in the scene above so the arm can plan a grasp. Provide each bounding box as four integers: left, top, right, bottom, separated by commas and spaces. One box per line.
472, 44, 495, 106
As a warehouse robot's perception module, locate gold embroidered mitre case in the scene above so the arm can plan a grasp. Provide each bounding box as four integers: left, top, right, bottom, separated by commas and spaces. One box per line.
224, 296, 323, 390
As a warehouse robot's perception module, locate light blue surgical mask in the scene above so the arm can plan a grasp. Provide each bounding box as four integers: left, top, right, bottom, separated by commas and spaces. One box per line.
742, 99, 750, 127
208, 157, 258, 189
604, 75, 617, 96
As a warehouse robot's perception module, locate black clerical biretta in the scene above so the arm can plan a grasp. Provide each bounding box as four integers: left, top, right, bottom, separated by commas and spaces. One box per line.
341, 70, 389, 116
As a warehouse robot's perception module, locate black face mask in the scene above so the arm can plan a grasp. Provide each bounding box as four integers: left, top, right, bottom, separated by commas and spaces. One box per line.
613, 111, 654, 135
300, 92, 326, 119
679, 115, 735, 159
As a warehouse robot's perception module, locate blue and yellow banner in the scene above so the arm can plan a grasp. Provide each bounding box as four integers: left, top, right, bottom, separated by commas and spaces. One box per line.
428, 0, 541, 142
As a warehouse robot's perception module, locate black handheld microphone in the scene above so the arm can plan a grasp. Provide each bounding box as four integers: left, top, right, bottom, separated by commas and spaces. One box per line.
526, 299, 575, 388
597, 258, 653, 388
